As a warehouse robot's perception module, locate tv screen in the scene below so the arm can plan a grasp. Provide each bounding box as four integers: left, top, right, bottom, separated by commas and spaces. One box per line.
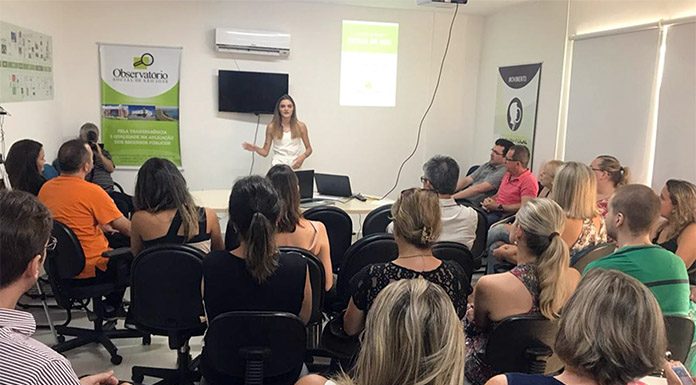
218, 70, 289, 114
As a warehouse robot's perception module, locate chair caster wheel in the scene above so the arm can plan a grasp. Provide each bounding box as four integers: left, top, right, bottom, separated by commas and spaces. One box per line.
110, 354, 123, 365
132, 373, 144, 383
56, 335, 66, 343
142, 335, 151, 345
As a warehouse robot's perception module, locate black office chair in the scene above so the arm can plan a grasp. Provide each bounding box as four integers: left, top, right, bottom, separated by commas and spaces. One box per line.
432, 241, 476, 286
201, 311, 306, 385
484, 314, 563, 374
279, 247, 325, 350
333, 233, 398, 311
361, 204, 393, 237
466, 164, 480, 176
303, 205, 353, 274
454, 200, 488, 265
129, 244, 208, 385
45, 221, 145, 365
571, 243, 617, 273
320, 234, 398, 362
664, 315, 695, 363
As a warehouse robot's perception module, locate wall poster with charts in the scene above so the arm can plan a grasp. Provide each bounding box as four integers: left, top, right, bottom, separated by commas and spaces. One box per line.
0, 21, 53, 102
493, 63, 542, 167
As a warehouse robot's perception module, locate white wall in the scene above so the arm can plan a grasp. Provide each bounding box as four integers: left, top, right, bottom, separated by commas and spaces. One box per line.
1, 1, 485, 198
473, 0, 696, 175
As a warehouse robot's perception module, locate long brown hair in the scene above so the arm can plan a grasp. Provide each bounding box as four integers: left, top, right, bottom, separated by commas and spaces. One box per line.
663, 179, 696, 240
269, 94, 300, 139
266, 165, 301, 233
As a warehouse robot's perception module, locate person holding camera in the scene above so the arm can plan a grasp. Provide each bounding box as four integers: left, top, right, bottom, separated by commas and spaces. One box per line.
79, 122, 115, 192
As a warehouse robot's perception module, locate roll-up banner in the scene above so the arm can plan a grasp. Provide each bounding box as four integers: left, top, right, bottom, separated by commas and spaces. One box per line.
493, 63, 542, 166
99, 44, 182, 167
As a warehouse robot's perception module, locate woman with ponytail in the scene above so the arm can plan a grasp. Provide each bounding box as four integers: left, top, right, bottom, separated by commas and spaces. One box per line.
465, 198, 580, 385
342, 188, 471, 336
591, 155, 630, 217
202, 176, 312, 324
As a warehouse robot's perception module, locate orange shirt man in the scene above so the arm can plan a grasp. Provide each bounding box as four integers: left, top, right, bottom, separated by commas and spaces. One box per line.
38, 139, 130, 279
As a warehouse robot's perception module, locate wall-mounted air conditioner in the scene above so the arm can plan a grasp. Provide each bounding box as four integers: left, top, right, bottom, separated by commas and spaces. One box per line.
215, 28, 291, 57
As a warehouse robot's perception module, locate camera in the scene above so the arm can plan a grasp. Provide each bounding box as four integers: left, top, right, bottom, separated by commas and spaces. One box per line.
86, 131, 99, 151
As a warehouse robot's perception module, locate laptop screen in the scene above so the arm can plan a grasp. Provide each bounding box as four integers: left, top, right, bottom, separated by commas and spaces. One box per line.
315, 173, 352, 197
294, 170, 314, 200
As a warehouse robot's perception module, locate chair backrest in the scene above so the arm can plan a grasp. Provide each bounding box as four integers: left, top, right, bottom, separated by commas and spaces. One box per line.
431, 241, 475, 284
130, 244, 207, 335
278, 247, 325, 325
203, 311, 306, 385
454, 200, 487, 262
571, 242, 617, 273
664, 315, 695, 362
303, 205, 353, 274
335, 233, 398, 309
466, 164, 480, 176
361, 204, 393, 237
485, 314, 564, 374
45, 221, 88, 309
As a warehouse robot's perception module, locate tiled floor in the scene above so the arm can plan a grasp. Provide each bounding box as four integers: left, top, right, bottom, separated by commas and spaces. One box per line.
26, 294, 200, 384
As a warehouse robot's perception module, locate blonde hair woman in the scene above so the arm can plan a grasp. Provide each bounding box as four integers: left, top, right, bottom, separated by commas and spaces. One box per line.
241, 95, 313, 169
486, 269, 671, 385
342, 188, 470, 336
466, 198, 580, 385
591, 155, 630, 217
297, 279, 466, 385
551, 162, 607, 258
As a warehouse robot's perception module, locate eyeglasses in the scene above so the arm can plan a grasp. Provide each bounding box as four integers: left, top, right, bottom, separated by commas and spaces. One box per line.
45, 236, 57, 251
491, 148, 504, 156
420, 176, 429, 184
505, 157, 518, 163
591, 167, 605, 173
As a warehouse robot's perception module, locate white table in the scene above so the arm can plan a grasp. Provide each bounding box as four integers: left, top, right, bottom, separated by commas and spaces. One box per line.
190, 189, 393, 237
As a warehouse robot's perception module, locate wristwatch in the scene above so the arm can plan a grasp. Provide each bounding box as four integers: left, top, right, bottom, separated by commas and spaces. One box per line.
497, 204, 504, 212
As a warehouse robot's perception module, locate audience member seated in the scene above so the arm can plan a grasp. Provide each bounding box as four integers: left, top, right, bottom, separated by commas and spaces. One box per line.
485, 269, 679, 385
654, 179, 696, 301
487, 162, 607, 272
453, 138, 514, 205
130, 157, 224, 256
481, 144, 538, 225
387, 155, 478, 250
0, 190, 130, 385
266, 164, 333, 291
590, 155, 630, 217
585, 184, 695, 372
38, 139, 131, 317
5, 139, 47, 195
202, 175, 311, 324
297, 279, 466, 385
537, 160, 564, 198
551, 162, 606, 257
466, 198, 580, 385
343, 188, 470, 336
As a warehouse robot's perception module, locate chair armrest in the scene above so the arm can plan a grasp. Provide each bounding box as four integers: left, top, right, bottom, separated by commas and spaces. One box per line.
102, 247, 132, 259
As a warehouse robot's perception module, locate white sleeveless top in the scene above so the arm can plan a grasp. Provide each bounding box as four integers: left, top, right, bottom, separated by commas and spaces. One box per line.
272, 130, 303, 166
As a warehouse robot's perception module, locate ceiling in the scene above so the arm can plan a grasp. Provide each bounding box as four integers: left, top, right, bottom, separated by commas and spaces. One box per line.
194, 0, 533, 16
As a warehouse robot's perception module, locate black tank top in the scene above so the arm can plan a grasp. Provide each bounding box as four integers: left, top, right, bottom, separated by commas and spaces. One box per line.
141, 207, 210, 249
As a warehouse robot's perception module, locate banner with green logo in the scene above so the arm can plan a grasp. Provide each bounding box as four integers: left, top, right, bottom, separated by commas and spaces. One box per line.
493, 63, 542, 167
99, 44, 182, 167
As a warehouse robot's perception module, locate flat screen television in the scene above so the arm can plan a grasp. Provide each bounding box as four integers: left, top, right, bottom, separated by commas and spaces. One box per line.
218, 70, 289, 114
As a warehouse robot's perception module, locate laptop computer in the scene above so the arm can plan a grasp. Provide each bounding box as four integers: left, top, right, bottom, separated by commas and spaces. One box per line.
315, 173, 353, 201
295, 170, 330, 207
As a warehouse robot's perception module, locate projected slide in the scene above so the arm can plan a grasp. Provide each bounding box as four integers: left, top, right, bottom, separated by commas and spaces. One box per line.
340, 20, 399, 107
